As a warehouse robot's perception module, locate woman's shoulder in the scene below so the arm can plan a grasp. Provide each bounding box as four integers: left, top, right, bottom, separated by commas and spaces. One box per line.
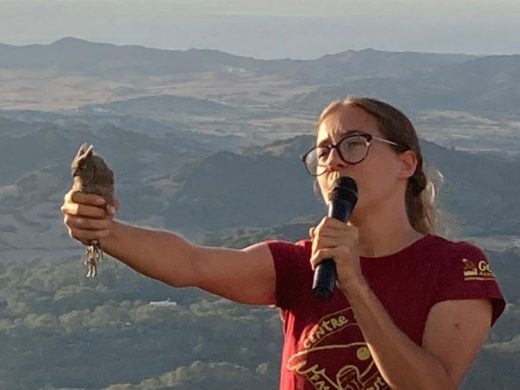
265, 238, 313, 309
264, 238, 312, 260
425, 234, 488, 262
426, 234, 501, 289
412, 234, 494, 280
426, 234, 505, 325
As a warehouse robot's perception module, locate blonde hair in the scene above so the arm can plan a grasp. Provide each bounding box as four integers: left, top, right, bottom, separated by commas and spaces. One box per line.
316, 96, 441, 235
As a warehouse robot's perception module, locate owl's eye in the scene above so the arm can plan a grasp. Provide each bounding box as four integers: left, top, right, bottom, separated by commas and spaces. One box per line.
79, 161, 87, 169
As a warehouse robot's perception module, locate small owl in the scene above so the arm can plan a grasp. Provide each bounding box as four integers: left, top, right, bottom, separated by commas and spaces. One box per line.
71, 143, 115, 277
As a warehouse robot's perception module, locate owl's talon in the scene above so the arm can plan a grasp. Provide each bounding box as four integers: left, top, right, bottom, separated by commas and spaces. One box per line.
84, 241, 103, 278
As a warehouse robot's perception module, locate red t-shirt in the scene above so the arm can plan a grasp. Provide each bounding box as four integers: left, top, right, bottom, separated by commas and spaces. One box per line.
267, 234, 505, 390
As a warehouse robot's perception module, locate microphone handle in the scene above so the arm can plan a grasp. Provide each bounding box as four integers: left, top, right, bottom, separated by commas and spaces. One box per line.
312, 199, 353, 299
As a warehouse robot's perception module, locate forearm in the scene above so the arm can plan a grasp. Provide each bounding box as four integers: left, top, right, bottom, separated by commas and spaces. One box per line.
342, 279, 457, 390
101, 220, 199, 287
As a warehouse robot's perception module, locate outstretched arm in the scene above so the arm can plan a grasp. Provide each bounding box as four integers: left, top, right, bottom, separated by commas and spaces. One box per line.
61, 191, 277, 305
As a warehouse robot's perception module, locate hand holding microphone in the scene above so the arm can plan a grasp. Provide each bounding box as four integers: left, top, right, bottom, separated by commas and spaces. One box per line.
311, 177, 359, 299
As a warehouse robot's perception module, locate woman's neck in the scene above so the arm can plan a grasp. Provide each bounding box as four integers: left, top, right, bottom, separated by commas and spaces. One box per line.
352, 205, 425, 258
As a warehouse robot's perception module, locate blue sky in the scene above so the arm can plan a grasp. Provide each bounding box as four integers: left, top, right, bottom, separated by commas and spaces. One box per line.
1, 0, 519, 58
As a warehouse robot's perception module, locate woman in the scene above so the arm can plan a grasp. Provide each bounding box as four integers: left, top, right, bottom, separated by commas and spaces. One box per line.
61, 97, 505, 390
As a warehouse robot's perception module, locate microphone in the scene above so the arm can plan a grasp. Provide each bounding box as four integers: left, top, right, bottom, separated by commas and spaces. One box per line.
312, 177, 358, 299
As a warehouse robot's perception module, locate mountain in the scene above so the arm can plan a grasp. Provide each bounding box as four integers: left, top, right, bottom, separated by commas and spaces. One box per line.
286, 55, 520, 118
0, 122, 209, 188
167, 149, 321, 231
165, 135, 520, 236
0, 116, 50, 138
82, 94, 237, 122
1, 37, 518, 390
0, 38, 474, 82
289, 48, 475, 83
1, 116, 518, 261
0, 122, 212, 258
1, 38, 517, 149
419, 141, 520, 234
0, 37, 257, 76
0, 109, 65, 124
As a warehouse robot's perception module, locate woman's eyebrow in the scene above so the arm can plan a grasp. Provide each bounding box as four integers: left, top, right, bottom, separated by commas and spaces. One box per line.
317, 129, 364, 146
317, 137, 330, 147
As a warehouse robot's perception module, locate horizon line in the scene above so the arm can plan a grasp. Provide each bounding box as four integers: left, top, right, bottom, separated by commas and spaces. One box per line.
2, 36, 516, 61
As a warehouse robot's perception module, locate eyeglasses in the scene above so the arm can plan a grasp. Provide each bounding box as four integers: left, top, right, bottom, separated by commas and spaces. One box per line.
301, 131, 403, 176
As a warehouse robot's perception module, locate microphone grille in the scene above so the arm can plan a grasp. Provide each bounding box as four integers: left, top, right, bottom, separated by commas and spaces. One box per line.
330, 177, 358, 203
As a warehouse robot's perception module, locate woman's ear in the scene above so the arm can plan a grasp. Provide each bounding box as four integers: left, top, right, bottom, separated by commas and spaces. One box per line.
399, 150, 418, 179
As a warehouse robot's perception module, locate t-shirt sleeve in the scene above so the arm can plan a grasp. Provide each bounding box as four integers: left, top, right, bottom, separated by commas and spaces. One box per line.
432, 241, 506, 326
266, 239, 309, 310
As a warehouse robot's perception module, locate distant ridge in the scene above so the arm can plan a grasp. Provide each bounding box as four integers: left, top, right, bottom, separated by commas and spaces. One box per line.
286, 53, 520, 118
1, 37, 477, 60
0, 37, 476, 81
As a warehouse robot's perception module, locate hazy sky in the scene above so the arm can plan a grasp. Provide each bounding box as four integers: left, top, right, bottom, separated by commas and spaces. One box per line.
1, 0, 519, 58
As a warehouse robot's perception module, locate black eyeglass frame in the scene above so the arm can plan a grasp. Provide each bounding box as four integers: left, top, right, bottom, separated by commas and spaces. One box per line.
301, 131, 404, 177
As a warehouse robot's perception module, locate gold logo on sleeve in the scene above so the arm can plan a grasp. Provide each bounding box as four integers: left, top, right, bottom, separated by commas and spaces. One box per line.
462, 258, 496, 281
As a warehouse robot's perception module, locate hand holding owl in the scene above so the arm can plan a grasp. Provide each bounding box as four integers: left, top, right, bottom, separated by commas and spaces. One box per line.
62, 143, 118, 277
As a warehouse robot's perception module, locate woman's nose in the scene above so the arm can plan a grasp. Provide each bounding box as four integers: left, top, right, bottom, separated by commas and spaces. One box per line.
325, 147, 347, 171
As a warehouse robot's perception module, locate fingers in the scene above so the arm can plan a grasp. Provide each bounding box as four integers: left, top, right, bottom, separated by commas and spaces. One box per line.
312, 235, 348, 251
110, 199, 120, 214
312, 217, 358, 242
106, 202, 118, 216
67, 228, 111, 245
313, 217, 345, 235
309, 247, 344, 270
61, 202, 107, 219
310, 217, 359, 269
62, 190, 118, 218
65, 215, 113, 230
310, 245, 357, 270
61, 190, 119, 245
65, 190, 106, 206
63, 214, 113, 244
310, 248, 334, 270
317, 216, 353, 230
